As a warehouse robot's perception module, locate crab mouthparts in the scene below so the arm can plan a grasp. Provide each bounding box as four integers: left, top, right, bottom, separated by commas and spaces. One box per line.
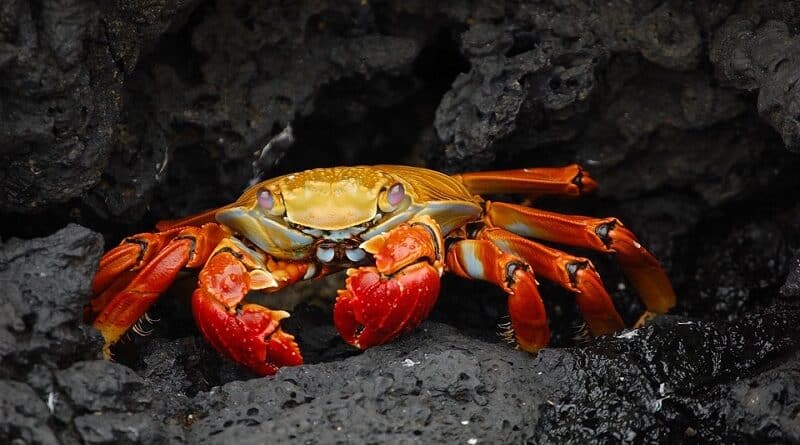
314, 241, 369, 266
294, 225, 375, 266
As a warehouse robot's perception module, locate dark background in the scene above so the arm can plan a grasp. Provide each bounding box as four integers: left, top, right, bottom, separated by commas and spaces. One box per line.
1, 1, 799, 443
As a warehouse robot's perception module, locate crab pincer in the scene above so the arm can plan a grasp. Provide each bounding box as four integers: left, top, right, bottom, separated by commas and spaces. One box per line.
334, 216, 444, 349
192, 250, 303, 375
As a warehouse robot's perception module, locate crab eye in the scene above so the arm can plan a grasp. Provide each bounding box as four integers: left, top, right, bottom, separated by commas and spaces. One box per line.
257, 188, 274, 210
388, 183, 405, 206
379, 183, 406, 213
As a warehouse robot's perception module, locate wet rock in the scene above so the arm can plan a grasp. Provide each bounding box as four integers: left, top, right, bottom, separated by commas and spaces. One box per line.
0, 224, 104, 377
74, 412, 183, 445
710, 13, 800, 151
780, 253, 800, 298
710, 351, 800, 443
182, 312, 800, 444
55, 361, 151, 413
0, 380, 58, 445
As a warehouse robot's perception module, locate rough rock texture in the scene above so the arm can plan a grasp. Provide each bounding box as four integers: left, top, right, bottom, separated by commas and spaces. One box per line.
2, 0, 800, 444
710, 11, 800, 150
0, 224, 103, 376
0, 0, 199, 213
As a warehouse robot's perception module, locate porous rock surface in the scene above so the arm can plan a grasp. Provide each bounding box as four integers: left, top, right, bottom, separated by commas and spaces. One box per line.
2, 1, 800, 444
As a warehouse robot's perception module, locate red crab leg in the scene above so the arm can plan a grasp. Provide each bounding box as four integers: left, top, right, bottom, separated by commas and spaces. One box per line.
446, 239, 549, 352
485, 202, 676, 314
90, 223, 227, 356
192, 238, 311, 376
477, 227, 624, 335
334, 215, 444, 349
453, 164, 597, 198
90, 227, 185, 306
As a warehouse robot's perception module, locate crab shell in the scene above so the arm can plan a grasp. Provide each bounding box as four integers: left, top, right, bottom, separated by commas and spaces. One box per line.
216, 165, 484, 261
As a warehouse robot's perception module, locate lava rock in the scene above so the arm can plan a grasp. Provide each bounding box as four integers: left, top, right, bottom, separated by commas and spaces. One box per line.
85, 0, 425, 223
55, 361, 151, 413
74, 412, 183, 445
0, 0, 198, 213
780, 253, 800, 298
710, 13, 800, 150
0, 380, 58, 445
0, 224, 104, 377
182, 312, 800, 444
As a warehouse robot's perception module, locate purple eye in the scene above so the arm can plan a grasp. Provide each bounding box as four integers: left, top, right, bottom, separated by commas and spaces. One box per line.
257, 189, 274, 210
387, 183, 405, 206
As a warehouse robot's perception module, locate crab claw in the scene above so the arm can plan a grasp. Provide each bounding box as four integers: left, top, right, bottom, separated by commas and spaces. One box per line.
334, 216, 444, 349
334, 263, 441, 349
192, 251, 302, 375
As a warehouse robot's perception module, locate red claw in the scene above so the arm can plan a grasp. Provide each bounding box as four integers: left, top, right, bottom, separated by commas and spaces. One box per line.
334, 216, 444, 349
192, 251, 302, 376
334, 263, 441, 349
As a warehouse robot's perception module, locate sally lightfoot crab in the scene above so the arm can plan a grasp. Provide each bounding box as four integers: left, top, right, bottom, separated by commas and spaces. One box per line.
87, 165, 676, 375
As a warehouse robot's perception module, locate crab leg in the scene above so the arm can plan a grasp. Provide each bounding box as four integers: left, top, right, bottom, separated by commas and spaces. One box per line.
477, 227, 624, 335
89, 223, 227, 356
192, 238, 311, 375
453, 164, 597, 198
334, 215, 444, 349
485, 202, 676, 314
90, 227, 186, 310
445, 239, 549, 351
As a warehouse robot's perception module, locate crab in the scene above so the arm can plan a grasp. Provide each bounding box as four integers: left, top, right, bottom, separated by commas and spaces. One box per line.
87, 164, 676, 375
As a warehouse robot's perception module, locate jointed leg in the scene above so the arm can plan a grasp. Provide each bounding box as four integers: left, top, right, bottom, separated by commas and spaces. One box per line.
89, 222, 315, 375
485, 202, 676, 314
453, 164, 597, 199
89, 223, 227, 356
476, 227, 624, 335
446, 239, 549, 352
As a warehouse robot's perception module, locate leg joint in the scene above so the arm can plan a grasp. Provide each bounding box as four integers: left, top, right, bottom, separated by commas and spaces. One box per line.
565, 260, 592, 287
504, 261, 530, 288
594, 219, 620, 248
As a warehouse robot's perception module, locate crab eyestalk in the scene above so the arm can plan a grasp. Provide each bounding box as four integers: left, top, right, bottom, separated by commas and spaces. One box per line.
333, 216, 444, 349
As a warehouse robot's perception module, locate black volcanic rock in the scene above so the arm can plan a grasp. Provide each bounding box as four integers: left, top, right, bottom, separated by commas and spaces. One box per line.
0, 0, 199, 213
0, 224, 104, 377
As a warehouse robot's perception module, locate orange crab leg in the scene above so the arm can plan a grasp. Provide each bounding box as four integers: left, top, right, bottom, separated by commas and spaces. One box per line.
334, 216, 444, 349
485, 202, 676, 314
446, 239, 549, 352
90, 228, 184, 301
453, 164, 597, 198
90, 223, 227, 355
192, 239, 311, 375
477, 227, 624, 335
